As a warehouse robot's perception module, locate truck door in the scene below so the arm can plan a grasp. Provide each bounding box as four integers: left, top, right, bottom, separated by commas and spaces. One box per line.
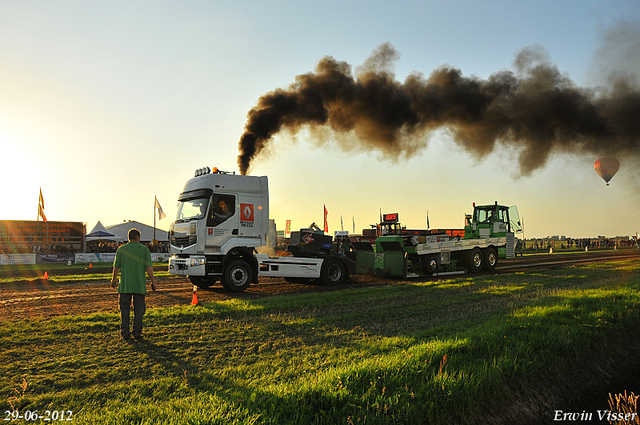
205, 194, 238, 248
507, 206, 523, 234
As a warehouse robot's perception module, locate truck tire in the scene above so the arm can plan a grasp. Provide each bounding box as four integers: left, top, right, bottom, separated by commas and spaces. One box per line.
466, 248, 483, 273
483, 247, 498, 271
189, 276, 215, 289
320, 258, 346, 285
222, 259, 252, 292
423, 255, 439, 274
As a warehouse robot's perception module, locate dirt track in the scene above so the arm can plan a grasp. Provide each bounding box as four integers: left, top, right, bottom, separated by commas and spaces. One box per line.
1, 249, 638, 321
0, 272, 387, 321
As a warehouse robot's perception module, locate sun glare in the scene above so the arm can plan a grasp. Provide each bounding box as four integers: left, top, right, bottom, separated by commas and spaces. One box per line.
0, 132, 45, 221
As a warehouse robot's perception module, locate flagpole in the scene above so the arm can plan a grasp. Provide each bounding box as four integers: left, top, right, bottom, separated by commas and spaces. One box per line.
154, 196, 157, 244
36, 190, 39, 253
153, 197, 166, 247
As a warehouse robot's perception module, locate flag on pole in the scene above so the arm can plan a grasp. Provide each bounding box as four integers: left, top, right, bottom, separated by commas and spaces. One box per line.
352, 216, 356, 234
155, 196, 166, 220
285, 220, 292, 239
340, 215, 344, 231
427, 210, 430, 231
38, 188, 47, 222
323, 204, 328, 233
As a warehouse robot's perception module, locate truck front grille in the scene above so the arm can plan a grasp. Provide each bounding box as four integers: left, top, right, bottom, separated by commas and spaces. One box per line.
172, 235, 196, 248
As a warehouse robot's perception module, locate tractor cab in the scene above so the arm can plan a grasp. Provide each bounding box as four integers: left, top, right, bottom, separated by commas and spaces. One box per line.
465, 202, 522, 239
375, 213, 405, 236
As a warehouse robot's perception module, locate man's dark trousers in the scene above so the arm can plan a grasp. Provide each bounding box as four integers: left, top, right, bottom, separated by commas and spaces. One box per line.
119, 293, 146, 339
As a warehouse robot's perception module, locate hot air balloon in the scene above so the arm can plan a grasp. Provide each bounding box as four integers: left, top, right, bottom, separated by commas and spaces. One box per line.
594, 157, 620, 186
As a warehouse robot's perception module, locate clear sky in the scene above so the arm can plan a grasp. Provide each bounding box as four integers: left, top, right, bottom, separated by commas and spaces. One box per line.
1, 0, 638, 239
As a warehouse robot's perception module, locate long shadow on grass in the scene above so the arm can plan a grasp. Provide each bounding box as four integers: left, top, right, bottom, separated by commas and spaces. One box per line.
120, 337, 359, 423
126, 338, 250, 396
225, 271, 582, 340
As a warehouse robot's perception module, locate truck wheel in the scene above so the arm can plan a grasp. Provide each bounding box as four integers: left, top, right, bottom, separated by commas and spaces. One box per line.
423, 255, 439, 274
189, 276, 215, 289
466, 248, 483, 273
222, 259, 252, 292
483, 247, 498, 271
320, 258, 346, 285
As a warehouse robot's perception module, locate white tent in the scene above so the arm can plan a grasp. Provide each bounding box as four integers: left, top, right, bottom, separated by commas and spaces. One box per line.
106, 220, 169, 242
86, 221, 123, 242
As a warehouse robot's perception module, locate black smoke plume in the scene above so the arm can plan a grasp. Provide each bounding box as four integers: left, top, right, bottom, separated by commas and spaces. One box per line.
238, 41, 640, 176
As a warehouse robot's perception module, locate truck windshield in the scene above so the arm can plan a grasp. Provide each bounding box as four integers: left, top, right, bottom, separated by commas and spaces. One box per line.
175, 197, 209, 222
474, 206, 509, 225
474, 207, 494, 223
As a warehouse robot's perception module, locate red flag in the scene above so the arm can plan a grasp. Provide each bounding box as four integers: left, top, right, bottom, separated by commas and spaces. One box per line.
38, 188, 47, 222
285, 220, 292, 239
323, 204, 328, 233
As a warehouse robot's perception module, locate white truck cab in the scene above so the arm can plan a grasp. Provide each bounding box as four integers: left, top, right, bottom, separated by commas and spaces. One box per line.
168, 167, 349, 292
168, 167, 269, 291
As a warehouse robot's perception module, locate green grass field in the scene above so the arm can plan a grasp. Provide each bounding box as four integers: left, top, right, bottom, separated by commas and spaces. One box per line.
1, 260, 639, 424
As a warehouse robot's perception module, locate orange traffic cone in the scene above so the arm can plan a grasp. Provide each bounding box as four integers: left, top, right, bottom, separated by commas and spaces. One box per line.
43, 272, 48, 280
191, 286, 199, 305
89, 263, 93, 269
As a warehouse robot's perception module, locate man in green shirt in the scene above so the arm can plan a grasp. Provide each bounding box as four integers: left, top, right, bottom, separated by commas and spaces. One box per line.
111, 228, 156, 341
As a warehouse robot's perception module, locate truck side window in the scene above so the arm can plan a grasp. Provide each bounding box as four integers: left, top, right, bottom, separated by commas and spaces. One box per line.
207, 195, 236, 227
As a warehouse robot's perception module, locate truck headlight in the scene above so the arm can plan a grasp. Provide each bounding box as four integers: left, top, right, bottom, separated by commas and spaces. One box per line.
191, 258, 206, 267
190, 221, 197, 235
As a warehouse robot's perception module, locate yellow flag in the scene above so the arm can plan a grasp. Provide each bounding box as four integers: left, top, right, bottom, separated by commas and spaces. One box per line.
38, 188, 47, 222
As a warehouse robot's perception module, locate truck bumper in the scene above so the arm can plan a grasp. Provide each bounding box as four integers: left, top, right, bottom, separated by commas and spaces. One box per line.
169, 255, 206, 276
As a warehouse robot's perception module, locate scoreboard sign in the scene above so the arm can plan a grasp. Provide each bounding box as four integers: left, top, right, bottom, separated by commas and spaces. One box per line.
0, 220, 84, 253
383, 213, 399, 223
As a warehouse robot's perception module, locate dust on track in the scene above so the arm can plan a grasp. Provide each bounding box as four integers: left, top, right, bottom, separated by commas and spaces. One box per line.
1, 249, 638, 321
